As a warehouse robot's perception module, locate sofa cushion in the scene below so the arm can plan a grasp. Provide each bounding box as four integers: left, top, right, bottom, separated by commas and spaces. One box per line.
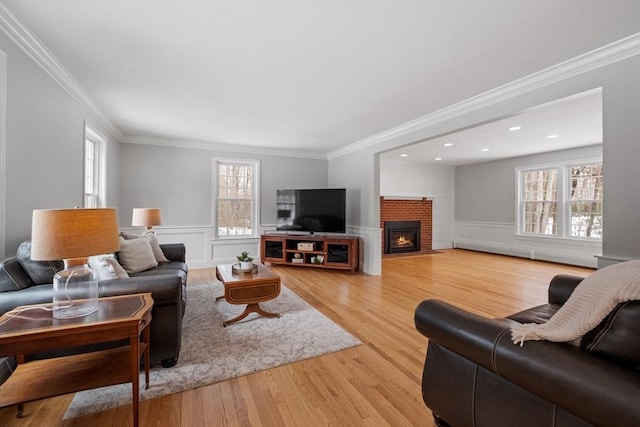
580, 300, 640, 370
117, 237, 158, 274
16, 241, 64, 285
88, 254, 129, 281
120, 231, 169, 263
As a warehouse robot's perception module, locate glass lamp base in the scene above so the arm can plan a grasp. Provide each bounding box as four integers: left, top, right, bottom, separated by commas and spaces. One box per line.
54, 303, 99, 319
53, 262, 99, 320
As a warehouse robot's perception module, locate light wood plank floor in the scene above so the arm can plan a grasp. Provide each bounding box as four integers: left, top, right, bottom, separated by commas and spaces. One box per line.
0, 249, 594, 426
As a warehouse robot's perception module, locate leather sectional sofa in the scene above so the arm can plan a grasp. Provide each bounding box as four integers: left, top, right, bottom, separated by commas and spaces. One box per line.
0, 239, 188, 384
415, 273, 640, 427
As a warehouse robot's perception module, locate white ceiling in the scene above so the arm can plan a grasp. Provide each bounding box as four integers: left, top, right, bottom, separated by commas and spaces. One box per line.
381, 88, 603, 166
1, 1, 639, 159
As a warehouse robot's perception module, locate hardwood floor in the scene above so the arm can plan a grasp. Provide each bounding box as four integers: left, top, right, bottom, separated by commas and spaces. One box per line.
0, 249, 594, 426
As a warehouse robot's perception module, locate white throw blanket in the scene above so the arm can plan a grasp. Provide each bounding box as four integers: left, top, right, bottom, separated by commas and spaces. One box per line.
510, 260, 640, 346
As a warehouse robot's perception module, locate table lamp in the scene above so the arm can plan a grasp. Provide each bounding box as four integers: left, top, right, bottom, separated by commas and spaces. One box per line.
132, 208, 162, 231
31, 208, 120, 319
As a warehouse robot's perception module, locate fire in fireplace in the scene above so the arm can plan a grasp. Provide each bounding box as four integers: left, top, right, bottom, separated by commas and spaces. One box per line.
384, 220, 421, 254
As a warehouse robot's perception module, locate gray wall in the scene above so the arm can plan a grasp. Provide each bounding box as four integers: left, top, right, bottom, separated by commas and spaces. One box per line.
0, 34, 120, 256
455, 145, 602, 223
118, 143, 328, 228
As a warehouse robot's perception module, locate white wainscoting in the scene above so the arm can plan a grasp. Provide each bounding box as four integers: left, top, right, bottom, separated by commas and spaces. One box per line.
348, 225, 381, 275
453, 221, 601, 268
127, 224, 383, 274
122, 226, 260, 270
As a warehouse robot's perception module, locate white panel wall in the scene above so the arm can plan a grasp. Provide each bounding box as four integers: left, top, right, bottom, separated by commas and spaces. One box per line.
380, 159, 455, 250
454, 221, 601, 268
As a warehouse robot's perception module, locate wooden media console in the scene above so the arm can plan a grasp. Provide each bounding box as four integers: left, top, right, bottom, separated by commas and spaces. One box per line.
261, 234, 359, 272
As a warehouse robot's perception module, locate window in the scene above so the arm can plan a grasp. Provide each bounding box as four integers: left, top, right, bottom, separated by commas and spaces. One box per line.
84, 125, 106, 208
569, 163, 603, 238
518, 161, 602, 239
521, 168, 558, 235
213, 158, 259, 237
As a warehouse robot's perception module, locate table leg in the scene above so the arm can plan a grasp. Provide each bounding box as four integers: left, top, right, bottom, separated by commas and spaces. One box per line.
223, 303, 280, 327
143, 320, 151, 389
130, 335, 140, 427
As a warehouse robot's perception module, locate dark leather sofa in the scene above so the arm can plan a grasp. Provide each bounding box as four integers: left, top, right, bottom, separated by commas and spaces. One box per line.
415, 274, 640, 427
0, 240, 188, 383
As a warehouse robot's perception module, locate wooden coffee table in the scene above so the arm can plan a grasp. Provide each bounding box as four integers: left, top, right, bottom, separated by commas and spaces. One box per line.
0, 293, 153, 427
215, 263, 281, 326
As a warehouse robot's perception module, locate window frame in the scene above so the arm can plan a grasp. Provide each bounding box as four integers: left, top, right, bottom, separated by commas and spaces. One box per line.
83, 124, 107, 208
519, 166, 560, 236
516, 158, 602, 241
212, 157, 260, 239
565, 160, 603, 239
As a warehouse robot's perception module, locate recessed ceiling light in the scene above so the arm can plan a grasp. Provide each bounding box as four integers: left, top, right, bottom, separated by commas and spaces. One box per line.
434, 157, 442, 161
481, 148, 490, 152
443, 143, 453, 147
508, 126, 522, 131
400, 153, 408, 157
546, 134, 559, 139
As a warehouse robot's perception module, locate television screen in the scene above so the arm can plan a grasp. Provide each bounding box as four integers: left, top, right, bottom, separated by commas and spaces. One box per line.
276, 188, 346, 233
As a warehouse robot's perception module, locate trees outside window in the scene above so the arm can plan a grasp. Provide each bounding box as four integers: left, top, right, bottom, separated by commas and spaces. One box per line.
518, 161, 602, 239
569, 164, 603, 238
522, 168, 558, 235
213, 159, 259, 237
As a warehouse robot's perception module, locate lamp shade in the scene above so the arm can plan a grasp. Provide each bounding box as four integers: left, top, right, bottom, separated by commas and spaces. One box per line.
132, 208, 162, 228
31, 208, 120, 261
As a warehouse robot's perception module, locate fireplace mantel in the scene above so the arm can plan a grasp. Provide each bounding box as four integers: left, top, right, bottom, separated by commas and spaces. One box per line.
381, 196, 432, 201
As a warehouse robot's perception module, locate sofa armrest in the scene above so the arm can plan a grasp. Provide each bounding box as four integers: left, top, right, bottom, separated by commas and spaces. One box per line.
0, 257, 32, 292
415, 299, 514, 369
98, 275, 183, 306
415, 299, 640, 427
548, 274, 585, 304
160, 244, 186, 263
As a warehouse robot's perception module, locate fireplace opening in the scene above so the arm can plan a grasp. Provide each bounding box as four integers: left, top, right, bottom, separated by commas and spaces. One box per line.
384, 220, 421, 254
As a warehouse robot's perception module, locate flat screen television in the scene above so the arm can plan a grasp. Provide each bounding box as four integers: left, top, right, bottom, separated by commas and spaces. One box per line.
276, 188, 346, 234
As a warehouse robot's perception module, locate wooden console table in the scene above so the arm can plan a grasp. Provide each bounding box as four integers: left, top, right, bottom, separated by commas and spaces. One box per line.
0, 293, 153, 427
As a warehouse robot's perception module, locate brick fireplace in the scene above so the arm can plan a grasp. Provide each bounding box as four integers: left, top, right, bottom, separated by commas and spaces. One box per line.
380, 197, 432, 257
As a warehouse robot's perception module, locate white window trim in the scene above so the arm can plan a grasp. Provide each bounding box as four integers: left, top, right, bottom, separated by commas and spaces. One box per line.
0, 49, 6, 260
516, 157, 602, 241
212, 157, 260, 239
84, 123, 107, 208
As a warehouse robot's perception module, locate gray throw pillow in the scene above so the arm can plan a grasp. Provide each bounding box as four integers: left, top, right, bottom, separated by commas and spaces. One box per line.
117, 237, 158, 274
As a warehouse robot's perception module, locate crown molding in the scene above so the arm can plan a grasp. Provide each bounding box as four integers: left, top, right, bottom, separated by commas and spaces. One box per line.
120, 135, 329, 160
0, 4, 123, 140
328, 32, 640, 160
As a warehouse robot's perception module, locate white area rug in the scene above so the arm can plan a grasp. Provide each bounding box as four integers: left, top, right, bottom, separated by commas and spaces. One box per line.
64, 281, 361, 419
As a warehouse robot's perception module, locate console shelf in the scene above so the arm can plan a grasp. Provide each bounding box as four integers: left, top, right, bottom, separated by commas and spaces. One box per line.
261, 234, 359, 272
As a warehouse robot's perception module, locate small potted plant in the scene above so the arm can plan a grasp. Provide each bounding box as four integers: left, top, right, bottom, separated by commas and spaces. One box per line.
236, 251, 254, 270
